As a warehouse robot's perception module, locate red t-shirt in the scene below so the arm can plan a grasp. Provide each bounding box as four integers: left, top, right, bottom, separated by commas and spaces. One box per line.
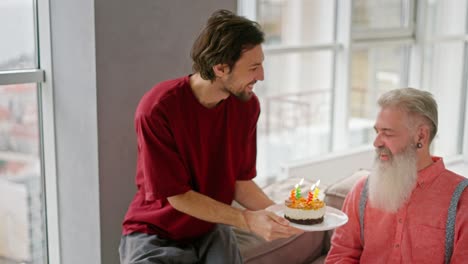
122, 75, 259, 241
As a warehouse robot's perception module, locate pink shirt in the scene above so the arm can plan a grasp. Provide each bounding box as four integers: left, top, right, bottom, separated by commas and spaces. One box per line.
326, 157, 468, 263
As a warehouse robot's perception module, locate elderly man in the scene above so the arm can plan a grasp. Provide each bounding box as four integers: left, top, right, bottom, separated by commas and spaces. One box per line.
326, 88, 468, 263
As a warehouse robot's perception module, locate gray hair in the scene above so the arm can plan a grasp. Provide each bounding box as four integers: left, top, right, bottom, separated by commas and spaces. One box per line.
378, 88, 438, 142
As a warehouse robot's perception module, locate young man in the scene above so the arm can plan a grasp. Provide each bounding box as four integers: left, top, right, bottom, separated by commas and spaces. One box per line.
119, 9, 302, 264
326, 88, 468, 263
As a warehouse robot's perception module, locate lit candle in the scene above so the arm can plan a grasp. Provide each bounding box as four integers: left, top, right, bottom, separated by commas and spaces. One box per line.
295, 178, 304, 199
290, 186, 296, 201
314, 180, 321, 199
307, 184, 316, 203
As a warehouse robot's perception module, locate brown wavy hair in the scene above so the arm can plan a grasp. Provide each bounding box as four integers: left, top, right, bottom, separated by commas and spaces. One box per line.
191, 9, 264, 81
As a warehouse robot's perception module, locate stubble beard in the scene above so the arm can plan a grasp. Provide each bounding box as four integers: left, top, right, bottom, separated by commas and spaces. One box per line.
224, 75, 255, 102
230, 84, 254, 102
369, 144, 418, 213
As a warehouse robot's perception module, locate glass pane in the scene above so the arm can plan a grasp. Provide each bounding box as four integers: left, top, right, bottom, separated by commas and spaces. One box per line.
0, 83, 45, 263
0, 0, 36, 71
257, 0, 335, 46
422, 42, 465, 157
349, 45, 410, 147
256, 51, 333, 186
424, 0, 467, 38
352, 0, 411, 30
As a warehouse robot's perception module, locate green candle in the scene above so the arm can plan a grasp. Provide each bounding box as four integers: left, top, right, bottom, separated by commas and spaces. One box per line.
296, 184, 301, 199
295, 178, 304, 199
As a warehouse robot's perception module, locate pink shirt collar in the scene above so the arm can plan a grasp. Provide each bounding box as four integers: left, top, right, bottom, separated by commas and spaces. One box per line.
417, 156, 445, 187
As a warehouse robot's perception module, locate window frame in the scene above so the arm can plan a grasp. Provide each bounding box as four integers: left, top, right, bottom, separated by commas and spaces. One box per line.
37, 0, 60, 262
351, 0, 416, 41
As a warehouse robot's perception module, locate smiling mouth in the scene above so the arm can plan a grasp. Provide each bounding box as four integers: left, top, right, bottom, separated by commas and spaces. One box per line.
379, 154, 390, 161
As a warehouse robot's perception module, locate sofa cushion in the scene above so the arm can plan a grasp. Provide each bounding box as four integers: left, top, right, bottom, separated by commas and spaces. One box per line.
310, 255, 326, 264
234, 228, 325, 264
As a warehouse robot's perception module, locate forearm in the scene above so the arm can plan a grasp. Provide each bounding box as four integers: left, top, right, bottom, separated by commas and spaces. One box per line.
167, 190, 249, 230
234, 180, 275, 210
168, 187, 302, 241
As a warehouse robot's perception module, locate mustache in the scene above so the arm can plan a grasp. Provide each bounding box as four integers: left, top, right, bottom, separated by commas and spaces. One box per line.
375, 147, 392, 156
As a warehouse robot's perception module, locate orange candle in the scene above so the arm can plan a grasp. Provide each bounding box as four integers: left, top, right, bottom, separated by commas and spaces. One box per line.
290, 188, 296, 201
307, 184, 315, 203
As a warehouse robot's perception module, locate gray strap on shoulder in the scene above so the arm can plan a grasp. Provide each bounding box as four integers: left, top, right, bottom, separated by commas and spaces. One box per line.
445, 179, 468, 264
359, 178, 369, 246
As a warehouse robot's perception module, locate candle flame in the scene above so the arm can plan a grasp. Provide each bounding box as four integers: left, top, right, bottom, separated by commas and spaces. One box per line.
316, 179, 321, 187
299, 178, 304, 185
294, 184, 298, 188
310, 184, 316, 190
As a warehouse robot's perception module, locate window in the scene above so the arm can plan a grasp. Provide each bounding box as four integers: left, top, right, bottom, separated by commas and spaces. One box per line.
350, 45, 412, 147
352, 0, 413, 36
419, 0, 468, 157
349, 0, 414, 149
240, 0, 338, 185
0, 0, 54, 263
239, 0, 468, 186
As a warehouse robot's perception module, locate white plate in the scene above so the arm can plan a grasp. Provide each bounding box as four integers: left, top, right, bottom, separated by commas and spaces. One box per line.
266, 204, 348, 231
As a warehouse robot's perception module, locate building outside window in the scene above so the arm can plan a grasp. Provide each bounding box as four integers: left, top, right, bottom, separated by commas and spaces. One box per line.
0, 0, 53, 263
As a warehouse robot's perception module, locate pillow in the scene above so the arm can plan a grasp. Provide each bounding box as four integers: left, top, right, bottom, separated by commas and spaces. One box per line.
324, 169, 369, 210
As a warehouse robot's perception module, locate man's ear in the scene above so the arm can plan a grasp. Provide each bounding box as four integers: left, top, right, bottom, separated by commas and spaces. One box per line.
416, 124, 431, 145
213, 64, 229, 78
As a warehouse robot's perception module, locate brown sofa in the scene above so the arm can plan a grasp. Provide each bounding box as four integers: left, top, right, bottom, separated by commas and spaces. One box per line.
234, 169, 369, 264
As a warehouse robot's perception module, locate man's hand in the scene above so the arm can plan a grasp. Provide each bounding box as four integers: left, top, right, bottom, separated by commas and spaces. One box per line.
242, 209, 304, 241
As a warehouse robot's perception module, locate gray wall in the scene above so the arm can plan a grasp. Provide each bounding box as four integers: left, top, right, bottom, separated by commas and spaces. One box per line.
49, 1, 235, 263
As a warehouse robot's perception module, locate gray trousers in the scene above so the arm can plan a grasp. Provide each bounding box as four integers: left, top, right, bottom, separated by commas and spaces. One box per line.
119, 224, 243, 264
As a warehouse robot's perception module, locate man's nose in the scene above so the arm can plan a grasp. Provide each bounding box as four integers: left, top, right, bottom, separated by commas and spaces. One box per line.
257, 66, 264, 81
373, 133, 383, 148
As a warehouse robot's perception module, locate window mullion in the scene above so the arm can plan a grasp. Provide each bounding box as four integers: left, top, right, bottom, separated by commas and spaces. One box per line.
0, 69, 45, 85
264, 43, 341, 55
331, 0, 352, 152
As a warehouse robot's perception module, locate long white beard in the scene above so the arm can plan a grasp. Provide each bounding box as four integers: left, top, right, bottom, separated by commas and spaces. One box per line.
369, 145, 418, 213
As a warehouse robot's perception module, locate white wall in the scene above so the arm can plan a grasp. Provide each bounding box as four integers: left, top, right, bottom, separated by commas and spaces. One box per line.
49, 1, 236, 263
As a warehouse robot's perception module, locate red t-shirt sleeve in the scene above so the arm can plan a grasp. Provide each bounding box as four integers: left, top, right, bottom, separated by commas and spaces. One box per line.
136, 107, 191, 201
238, 97, 260, 181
